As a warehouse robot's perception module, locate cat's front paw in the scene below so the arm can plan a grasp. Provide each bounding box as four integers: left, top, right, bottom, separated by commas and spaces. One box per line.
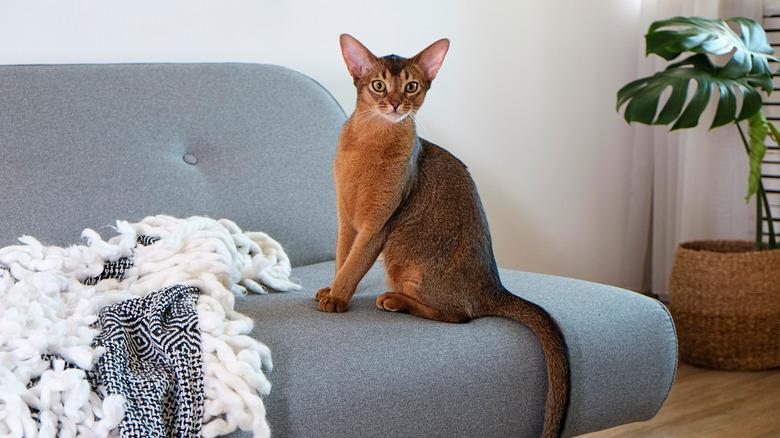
315, 287, 349, 312
318, 295, 349, 313
315, 287, 331, 301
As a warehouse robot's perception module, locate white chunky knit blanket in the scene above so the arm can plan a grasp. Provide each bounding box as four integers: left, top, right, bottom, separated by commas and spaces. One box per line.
0, 215, 301, 438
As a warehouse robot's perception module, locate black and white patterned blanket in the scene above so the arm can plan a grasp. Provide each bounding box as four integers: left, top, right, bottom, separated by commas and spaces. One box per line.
94, 284, 203, 437
0, 215, 301, 437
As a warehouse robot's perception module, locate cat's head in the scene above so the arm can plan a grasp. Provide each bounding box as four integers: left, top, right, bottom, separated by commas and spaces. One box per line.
339, 34, 449, 124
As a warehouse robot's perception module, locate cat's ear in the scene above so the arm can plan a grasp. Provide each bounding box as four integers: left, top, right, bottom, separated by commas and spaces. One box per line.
340, 34, 377, 79
414, 38, 449, 82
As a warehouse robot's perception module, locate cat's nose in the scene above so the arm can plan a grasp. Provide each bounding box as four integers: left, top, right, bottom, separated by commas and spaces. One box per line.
390, 101, 401, 110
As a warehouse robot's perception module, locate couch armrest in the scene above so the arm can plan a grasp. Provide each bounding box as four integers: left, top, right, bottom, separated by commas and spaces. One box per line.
499, 268, 678, 436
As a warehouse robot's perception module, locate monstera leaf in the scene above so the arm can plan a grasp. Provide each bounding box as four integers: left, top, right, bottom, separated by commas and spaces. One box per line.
646, 17, 775, 75
617, 16, 780, 249
617, 16, 777, 130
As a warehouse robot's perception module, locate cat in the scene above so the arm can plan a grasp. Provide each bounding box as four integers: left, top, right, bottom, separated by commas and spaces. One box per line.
315, 34, 570, 438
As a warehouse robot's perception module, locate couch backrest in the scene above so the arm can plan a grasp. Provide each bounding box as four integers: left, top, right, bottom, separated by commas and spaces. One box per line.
0, 63, 346, 266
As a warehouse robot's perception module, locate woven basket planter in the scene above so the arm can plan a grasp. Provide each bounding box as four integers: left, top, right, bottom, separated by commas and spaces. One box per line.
669, 240, 780, 371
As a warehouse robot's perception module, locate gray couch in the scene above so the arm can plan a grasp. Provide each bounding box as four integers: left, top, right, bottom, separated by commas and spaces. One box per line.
0, 63, 677, 437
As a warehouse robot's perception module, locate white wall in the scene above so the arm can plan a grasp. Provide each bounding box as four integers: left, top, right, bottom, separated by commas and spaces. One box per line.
0, 0, 650, 289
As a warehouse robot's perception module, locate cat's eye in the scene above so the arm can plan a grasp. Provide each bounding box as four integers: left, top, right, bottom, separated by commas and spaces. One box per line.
372, 80, 386, 93
405, 82, 419, 93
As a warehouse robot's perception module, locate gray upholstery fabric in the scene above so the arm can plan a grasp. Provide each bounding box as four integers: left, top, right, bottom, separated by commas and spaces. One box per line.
0, 63, 344, 266
0, 63, 677, 437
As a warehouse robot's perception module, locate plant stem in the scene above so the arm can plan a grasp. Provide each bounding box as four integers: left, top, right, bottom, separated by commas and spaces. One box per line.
736, 122, 778, 249
760, 184, 777, 249
756, 181, 764, 251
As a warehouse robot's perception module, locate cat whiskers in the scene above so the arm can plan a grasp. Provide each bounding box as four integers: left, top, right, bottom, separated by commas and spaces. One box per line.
352, 105, 419, 126
407, 109, 421, 128
353, 108, 383, 128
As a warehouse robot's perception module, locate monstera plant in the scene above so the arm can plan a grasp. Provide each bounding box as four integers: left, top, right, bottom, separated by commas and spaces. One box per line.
619, 16, 780, 371
617, 16, 779, 250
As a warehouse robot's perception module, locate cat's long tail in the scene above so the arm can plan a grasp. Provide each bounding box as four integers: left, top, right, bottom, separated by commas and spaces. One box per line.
493, 291, 570, 438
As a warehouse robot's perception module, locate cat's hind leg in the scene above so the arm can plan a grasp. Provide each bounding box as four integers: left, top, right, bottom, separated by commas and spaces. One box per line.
377, 291, 470, 323
379, 262, 471, 322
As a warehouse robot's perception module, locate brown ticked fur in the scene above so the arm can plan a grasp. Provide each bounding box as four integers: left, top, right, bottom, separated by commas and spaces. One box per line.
315, 34, 570, 438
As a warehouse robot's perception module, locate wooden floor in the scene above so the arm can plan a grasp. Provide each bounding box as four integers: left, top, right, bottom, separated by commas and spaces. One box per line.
580, 361, 780, 438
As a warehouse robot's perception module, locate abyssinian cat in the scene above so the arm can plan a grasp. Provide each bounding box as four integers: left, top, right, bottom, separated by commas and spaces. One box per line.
315, 34, 570, 438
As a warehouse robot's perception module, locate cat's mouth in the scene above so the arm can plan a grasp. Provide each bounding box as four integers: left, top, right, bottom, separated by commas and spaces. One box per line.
381, 107, 411, 123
